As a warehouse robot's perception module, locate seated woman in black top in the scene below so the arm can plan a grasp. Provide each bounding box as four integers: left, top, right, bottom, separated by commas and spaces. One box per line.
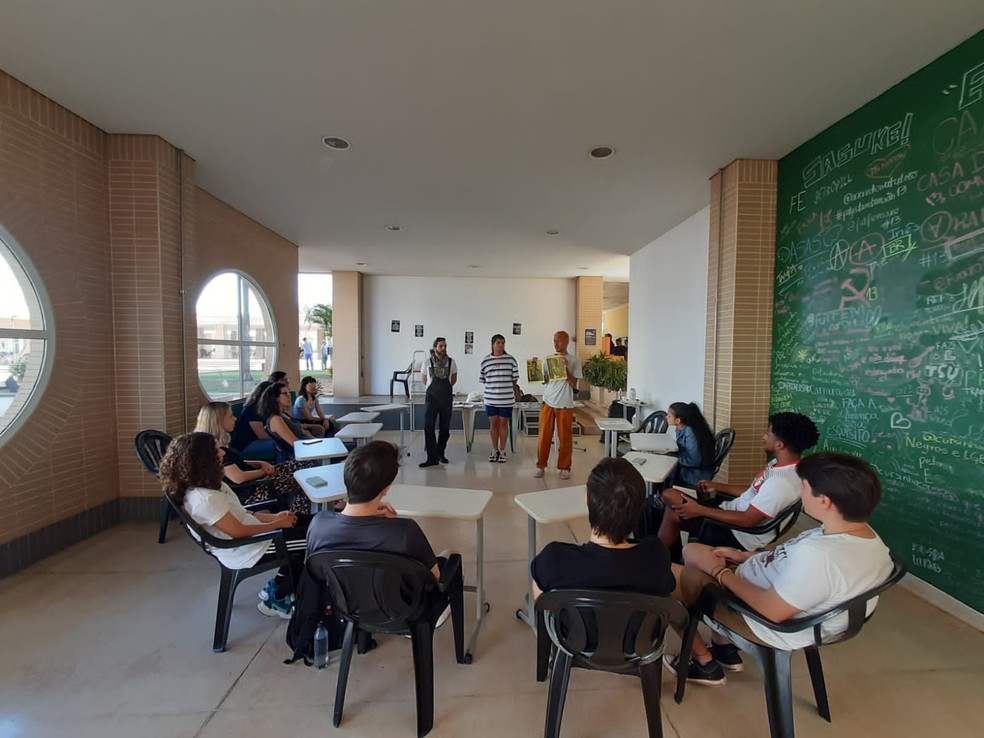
257, 381, 315, 461
229, 381, 277, 458
532, 457, 675, 599
196, 401, 314, 515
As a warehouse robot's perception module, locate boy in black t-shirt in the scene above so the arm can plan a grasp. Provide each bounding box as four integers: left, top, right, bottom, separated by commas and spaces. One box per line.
532, 457, 675, 599
307, 441, 451, 607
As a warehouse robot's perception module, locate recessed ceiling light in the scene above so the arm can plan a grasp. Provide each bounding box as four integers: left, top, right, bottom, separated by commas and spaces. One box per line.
322, 135, 351, 150
356, 262, 368, 267
546, 229, 560, 236
384, 224, 401, 231
469, 264, 481, 269
588, 146, 615, 160
577, 266, 588, 270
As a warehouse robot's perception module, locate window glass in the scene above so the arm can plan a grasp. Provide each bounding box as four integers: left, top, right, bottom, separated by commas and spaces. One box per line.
0, 232, 52, 443
196, 272, 277, 400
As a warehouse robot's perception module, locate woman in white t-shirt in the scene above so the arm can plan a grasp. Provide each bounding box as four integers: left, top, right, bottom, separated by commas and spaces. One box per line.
159, 432, 309, 619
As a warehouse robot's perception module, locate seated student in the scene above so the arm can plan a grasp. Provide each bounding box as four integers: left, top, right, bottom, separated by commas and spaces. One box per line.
665, 451, 893, 685
658, 411, 819, 557
196, 401, 313, 514
532, 457, 675, 599
268, 370, 289, 386
306, 440, 452, 626
259, 381, 314, 460
229, 381, 277, 458
158, 431, 307, 619
292, 375, 337, 438
665, 402, 716, 488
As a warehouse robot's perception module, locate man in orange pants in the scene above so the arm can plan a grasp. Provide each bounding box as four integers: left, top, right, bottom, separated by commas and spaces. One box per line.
535, 330, 582, 480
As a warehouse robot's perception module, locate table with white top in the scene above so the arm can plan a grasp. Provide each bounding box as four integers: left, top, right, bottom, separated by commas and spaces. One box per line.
334, 422, 384, 447
595, 418, 635, 457
293, 464, 347, 512
513, 485, 590, 630
452, 402, 486, 453
293, 437, 349, 464
361, 403, 409, 452
619, 397, 646, 421
336, 411, 380, 425
630, 431, 678, 454
387, 484, 493, 662
620, 452, 679, 495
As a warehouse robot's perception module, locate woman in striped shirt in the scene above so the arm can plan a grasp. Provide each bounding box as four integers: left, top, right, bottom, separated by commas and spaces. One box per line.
479, 333, 520, 462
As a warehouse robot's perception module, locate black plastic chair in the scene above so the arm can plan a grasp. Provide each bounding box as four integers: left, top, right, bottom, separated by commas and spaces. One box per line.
695, 553, 906, 738
695, 500, 803, 547
264, 420, 297, 463
134, 430, 175, 544
390, 362, 413, 400
710, 427, 736, 475
307, 550, 469, 738
638, 410, 669, 434
534, 589, 696, 738
164, 493, 293, 652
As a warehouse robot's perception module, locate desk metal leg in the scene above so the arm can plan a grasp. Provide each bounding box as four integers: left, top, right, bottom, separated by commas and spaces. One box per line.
516, 515, 537, 631
463, 517, 488, 662
399, 408, 407, 454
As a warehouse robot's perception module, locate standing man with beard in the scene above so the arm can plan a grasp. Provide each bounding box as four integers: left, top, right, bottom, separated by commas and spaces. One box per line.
420, 337, 458, 468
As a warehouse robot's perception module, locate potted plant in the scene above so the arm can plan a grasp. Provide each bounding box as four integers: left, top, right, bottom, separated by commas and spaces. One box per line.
582, 352, 628, 404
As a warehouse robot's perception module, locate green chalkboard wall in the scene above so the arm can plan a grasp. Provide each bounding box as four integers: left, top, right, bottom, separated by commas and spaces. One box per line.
773, 29, 984, 612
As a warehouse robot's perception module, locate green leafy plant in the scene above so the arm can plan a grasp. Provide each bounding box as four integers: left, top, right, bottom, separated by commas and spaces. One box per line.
304, 303, 332, 338
582, 352, 627, 392
10, 354, 28, 382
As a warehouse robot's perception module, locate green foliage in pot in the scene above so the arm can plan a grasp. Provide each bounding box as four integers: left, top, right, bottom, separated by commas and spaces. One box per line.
582, 352, 628, 392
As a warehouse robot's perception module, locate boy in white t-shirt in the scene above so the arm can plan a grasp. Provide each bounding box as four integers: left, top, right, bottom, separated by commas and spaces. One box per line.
659, 412, 819, 558
664, 451, 894, 686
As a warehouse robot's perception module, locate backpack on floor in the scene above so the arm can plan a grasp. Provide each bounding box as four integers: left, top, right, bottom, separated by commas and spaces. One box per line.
283, 568, 347, 666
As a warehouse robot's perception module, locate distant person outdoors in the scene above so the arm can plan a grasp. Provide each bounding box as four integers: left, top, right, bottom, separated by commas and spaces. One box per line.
302, 337, 314, 371
665, 402, 717, 488
611, 338, 627, 358
159, 431, 307, 619
196, 401, 312, 514
419, 337, 457, 468
664, 451, 893, 686
535, 330, 582, 480
292, 375, 336, 437
321, 338, 329, 371
658, 412, 820, 559
479, 333, 519, 463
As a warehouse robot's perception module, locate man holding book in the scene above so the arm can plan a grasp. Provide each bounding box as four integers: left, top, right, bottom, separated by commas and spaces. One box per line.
534, 330, 582, 480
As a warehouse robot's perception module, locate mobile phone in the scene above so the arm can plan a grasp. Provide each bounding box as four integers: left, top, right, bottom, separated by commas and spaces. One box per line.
307, 475, 328, 488
302, 439, 320, 445
631, 457, 647, 466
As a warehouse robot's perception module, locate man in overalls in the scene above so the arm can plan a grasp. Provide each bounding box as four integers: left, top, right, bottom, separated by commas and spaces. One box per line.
420, 337, 458, 468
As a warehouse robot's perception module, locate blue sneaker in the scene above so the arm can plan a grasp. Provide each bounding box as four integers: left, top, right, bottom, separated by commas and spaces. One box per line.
257, 594, 293, 620
258, 578, 277, 602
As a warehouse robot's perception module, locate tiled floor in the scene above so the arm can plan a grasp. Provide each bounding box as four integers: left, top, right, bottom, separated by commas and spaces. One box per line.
1, 428, 983, 737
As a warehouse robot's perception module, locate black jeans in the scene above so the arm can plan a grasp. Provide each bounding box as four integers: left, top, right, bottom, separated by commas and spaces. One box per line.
423, 390, 452, 461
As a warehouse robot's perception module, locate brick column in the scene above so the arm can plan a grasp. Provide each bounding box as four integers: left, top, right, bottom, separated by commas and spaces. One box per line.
704, 159, 778, 483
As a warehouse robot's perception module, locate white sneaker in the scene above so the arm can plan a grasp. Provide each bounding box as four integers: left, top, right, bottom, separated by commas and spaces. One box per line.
534, 467, 545, 478
559, 469, 571, 480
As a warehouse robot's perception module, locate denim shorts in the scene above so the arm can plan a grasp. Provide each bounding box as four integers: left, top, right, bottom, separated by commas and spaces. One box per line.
484, 404, 513, 418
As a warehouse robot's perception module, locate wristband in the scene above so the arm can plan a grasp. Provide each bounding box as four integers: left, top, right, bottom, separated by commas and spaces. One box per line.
710, 565, 726, 579
715, 568, 732, 586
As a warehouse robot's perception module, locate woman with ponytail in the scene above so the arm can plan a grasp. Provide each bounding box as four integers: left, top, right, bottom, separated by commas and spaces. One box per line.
666, 401, 716, 487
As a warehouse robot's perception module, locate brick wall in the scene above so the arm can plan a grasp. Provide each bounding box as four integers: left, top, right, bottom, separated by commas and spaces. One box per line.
705, 159, 778, 483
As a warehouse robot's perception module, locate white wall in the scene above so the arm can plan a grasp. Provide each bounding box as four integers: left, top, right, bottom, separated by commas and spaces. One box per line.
628, 207, 709, 413
363, 276, 576, 395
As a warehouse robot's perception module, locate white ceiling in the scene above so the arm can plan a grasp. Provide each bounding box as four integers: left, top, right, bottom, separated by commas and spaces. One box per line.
0, 2, 981, 279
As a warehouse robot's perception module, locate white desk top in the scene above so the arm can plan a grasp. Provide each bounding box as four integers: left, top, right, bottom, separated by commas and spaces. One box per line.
595, 418, 634, 432
619, 398, 646, 407
514, 485, 588, 524
387, 484, 492, 521
293, 437, 349, 462
630, 432, 678, 453
621, 452, 678, 484
334, 422, 384, 440
293, 464, 347, 504
336, 411, 380, 424
452, 402, 484, 410
361, 403, 409, 412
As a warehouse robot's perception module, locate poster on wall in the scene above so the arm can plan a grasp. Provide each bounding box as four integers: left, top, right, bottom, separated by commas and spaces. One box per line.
464, 343, 473, 355
464, 331, 474, 344
513, 323, 522, 335
584, 328, 597, 346
391, 320, 400, 333
415, 324, 424, 337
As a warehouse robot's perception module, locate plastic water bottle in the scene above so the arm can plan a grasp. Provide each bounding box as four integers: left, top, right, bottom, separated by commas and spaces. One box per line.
313, 623, 329, 669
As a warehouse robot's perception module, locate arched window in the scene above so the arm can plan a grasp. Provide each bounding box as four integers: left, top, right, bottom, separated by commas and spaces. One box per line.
196, 271, 278, 400
0, 227, 53, 445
